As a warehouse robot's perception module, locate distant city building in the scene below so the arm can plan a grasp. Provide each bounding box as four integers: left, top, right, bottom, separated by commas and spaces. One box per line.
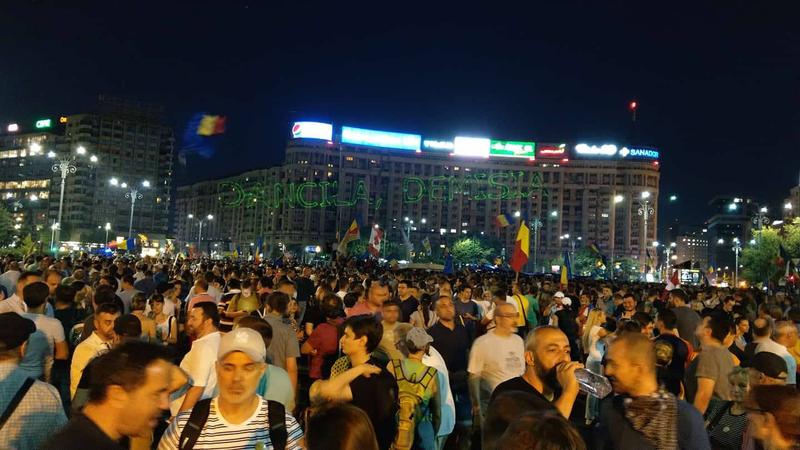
674, 227, 709, 270
0, 96, 175, 245
705, 195, 763, 274
175, 121, 661, 269
784, 184, 799, 221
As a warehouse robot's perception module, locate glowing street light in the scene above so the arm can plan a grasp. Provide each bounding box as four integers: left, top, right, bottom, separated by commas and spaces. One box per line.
669, 195, 678, 201
641, 191, 651, 200
76, 146, 87, 155
514, 211, 521, 217
109, 178, 148, 238
614, 195, 624, 203
550, 210, 558, 217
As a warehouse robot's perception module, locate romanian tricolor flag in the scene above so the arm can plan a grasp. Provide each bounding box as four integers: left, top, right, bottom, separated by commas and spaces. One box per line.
509, 220, 530, 272
196, 115, 227, 136
495, 213, 513, 228
560, 250, 572, 288
338, 219, 360, 256
254, 238, 263, 264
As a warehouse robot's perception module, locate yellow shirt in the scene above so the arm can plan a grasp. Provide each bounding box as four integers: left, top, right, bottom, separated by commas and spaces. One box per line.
511, 294, 529, 327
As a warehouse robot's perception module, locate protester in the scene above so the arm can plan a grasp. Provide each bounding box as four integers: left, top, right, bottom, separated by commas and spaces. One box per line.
598, 332, 710, 449
20, 281, 68, 382
306, 403, 379, 450
131, 292, 157, 342
70, 302, 120, 399
468, 302, 525, 425
43, 341, 172, 450
170, 302, 221, 415
159, 327, 304, 449
704, 367, 750, 450
149, 293, 178, 345
653, 308, 692, 396
494, 410, 587, 450
0, 312, 67, 450
670, 288, 703, 349
310, 314, 399, 450
348, 279, 389, 317
759, 320, 798, 385
492, 326, 584, 419
235, 316, 295, 411
301, 293, 344, 381
685, 312, 735, 415
745, 385, 800, 449
260, 291, 300, 391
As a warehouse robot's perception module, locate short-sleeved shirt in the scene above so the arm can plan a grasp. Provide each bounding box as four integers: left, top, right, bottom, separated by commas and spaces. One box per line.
170, 331, 222, 415
350, 358, 399, 450
257, 365, 295, 412
18, 329, 50, 380
671, 306, 702, 349
399, 296, 419, 322
428, 321, 470, 374
490, 376, 557, 413
306, 320, 341, 379
684, 345, 734, 404
467, 330, 525, 410
158, 396, 304, 450
263, 315, 300, 371
1, 362, 67, 450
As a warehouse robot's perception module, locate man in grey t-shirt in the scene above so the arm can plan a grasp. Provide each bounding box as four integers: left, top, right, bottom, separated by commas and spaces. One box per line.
685, 313, 734, 415
261, 292, 300, 393
669, 289, 702, 349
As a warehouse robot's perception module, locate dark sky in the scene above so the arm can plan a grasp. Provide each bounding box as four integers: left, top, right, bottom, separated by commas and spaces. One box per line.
1, 0, 799, 231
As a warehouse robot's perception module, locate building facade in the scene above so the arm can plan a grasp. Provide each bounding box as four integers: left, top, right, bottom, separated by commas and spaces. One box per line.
0, 96, 175, 245
176, 122, 661, 270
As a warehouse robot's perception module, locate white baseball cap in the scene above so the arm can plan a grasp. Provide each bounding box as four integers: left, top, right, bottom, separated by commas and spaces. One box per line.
561, 297, 572, 306
218, 328, 266, 362
554, 291, 565, 298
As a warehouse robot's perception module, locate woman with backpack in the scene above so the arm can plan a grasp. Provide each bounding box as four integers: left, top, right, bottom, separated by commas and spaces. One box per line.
388, 327, 441, 450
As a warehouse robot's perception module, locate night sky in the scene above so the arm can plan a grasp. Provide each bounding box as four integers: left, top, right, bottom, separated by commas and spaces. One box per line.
1, 1, 798, 232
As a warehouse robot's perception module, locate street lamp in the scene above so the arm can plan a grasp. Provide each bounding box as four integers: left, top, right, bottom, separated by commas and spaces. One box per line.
753, 206, 770, 241
732, 238, 742, 287
785, 202, 793, 211
198, 214, 214, 252
110, 178, 148, 239
104, 222, 111, 246
50, 144, 98, 243
637, 191, 655, 274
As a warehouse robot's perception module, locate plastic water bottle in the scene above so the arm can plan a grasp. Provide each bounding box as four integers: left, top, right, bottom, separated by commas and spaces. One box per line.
574, 367, 613, 398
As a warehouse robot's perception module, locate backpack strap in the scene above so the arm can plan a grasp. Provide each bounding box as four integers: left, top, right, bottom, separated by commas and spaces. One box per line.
0, 377, 34, 430
267, 400, 288, 450
178, 398, 212, 450
392, 359, 405, 382
419, 366, 437, 390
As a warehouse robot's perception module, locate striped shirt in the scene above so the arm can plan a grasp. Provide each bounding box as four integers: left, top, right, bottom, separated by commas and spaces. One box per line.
158, 396, 303, 450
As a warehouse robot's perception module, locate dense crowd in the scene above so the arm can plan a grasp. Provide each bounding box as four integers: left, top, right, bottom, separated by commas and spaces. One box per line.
1, 253, 800, 449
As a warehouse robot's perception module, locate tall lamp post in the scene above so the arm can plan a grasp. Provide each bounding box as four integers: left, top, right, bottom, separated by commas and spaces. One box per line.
610, 194, 625, 268
104, 222, 111, 246
530, 216, 543, 273
198, 214, 214, 254
753, 206, 770, 242
732, 238, 742, 287
48, 144, 98, 244
637, 191, 655, 275
110, 178, 149, 239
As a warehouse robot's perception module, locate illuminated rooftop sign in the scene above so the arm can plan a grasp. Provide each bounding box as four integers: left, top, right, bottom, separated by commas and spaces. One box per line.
35, 119, 52, 129
422, 139, 454, 151
489, 140, 535, 159
291, 121, 333, 140
453, 137, 490, 157
341, 126, 421, 151
536, 143, 566, 158
619, 146, 659, 159
574, 143, 617, 156
6, 123, 18, 133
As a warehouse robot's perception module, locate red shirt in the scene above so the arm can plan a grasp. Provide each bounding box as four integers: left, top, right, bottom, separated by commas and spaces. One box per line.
306, 319, 343, 379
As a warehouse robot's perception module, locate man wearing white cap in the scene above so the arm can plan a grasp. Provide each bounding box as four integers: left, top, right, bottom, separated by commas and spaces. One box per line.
159, 327, 304, 450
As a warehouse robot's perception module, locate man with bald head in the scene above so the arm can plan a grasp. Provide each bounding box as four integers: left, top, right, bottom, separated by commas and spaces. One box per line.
491, 326, 583, 418
597, 332, 710, 449
468, 302, 524, 427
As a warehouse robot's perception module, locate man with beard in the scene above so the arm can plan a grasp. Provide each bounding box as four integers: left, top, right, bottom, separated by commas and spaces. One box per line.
597, 332, 710, 449
491, 326, 583, 419
170, 302, 221, 415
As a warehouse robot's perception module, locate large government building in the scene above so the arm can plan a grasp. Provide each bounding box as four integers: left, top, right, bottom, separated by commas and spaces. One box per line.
0, 96, 175, 248
176, 121, 661, 270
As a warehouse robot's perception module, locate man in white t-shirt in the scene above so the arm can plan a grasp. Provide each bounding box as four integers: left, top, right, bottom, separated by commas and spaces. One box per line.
468, 302, 525, 422
20, 281, 68, 381
170, 302, 222, 415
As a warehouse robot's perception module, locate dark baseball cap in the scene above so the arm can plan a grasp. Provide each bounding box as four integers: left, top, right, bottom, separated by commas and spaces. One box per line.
752, 352, 788, 380
0, 312, 36, 351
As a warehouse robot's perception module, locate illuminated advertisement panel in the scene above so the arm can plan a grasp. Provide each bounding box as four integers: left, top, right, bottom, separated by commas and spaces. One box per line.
489, 140, 535, 159
422, 139, 454, 151
35, 119, 52, 129
453, 137, 490, 157
619, 146, 659, 159
341, 126, 421, 151
574, 143, 618, 156
291, 121, 333, 140
536, 143, 566, 159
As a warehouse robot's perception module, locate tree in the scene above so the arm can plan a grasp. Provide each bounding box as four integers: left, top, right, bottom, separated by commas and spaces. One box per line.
572, 247, 606, 278
450, 237, 492, 265
0, 205, 13, 246
782, 218, 800, 259
741, 228, 782, 284
614, 257, 641, 282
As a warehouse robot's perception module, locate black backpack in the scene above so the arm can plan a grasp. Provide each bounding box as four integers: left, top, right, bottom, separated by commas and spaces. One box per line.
178, 398, 287, 450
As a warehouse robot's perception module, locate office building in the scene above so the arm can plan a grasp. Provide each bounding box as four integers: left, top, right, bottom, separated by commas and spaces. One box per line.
176, 121, 661, 270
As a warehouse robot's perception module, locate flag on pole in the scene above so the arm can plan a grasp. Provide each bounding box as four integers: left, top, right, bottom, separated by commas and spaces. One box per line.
495, 213, 513, 228
443, 246, 454, 275
338, 219, 360, 256
254, 238, 263, 264
666, 269, 680, 291
509, 220, 530, 272
368, 226, 384, 258
560, 250, 571, 288
196, 115, 227, 136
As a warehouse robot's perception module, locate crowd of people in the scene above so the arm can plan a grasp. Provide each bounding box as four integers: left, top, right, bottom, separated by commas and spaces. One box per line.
1, 252, 800, 449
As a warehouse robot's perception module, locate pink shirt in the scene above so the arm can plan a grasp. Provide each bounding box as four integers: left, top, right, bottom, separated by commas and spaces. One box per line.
188, 293, 216, 311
